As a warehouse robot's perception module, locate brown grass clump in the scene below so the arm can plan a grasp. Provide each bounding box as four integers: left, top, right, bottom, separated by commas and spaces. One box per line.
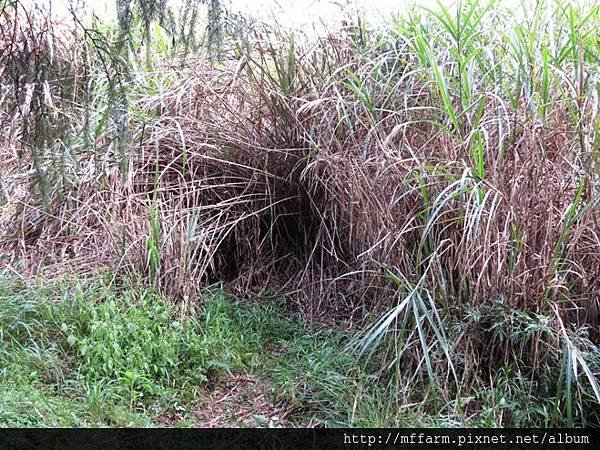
1, 9, 598, 327
116, 50, 598, 331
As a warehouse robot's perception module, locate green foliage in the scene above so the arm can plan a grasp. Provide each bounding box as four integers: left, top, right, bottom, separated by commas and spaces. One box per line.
0, 275, 368, 426
356, 276, 600, 426
1, 272, 599, 427
0, 276, 272, 405
114, 0, 244, 60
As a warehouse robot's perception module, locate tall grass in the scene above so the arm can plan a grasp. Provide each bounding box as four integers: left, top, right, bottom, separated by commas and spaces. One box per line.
0, 0, 599, 425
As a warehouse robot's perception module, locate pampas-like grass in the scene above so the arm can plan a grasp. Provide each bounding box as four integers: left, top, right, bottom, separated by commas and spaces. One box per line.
2, 4, 598, 323
1, 0, 599, 422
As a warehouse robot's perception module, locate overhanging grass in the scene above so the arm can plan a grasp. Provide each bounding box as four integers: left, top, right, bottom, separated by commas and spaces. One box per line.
1, 0, 599, 427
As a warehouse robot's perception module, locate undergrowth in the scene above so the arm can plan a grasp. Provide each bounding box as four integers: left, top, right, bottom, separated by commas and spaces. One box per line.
1, 274, 598, 427
0, 273, 366, 426
0, 0, 599, 427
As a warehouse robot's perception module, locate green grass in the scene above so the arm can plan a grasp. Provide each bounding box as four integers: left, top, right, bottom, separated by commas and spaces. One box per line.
0, 273, 380, 427
3, 273, 596, 427
2, 0, 599, 427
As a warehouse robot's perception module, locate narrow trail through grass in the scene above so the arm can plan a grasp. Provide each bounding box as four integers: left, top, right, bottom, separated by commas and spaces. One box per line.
3, 273, 597, 427
0, 274, 388, 427
0, 0, 599, 428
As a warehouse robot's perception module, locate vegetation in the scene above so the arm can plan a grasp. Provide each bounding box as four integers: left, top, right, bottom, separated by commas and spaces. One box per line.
0, 274, 412, 427
0, 0, 598, 427
2, 274, 597, 427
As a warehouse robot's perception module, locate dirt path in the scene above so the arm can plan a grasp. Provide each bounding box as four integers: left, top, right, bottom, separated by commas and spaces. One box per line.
156, 375, 295, 427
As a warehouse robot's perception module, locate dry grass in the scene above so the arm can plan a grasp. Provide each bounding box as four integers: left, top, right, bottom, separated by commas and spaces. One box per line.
0, 0, 599, 424
188, 374, 292, 427
1, 0, 598, 325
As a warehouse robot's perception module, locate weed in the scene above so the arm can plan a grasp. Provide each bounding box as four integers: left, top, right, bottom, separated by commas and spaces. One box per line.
0, 0, 598, 428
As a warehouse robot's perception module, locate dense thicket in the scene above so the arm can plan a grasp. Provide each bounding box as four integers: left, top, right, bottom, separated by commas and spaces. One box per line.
1, 0, 599, 425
